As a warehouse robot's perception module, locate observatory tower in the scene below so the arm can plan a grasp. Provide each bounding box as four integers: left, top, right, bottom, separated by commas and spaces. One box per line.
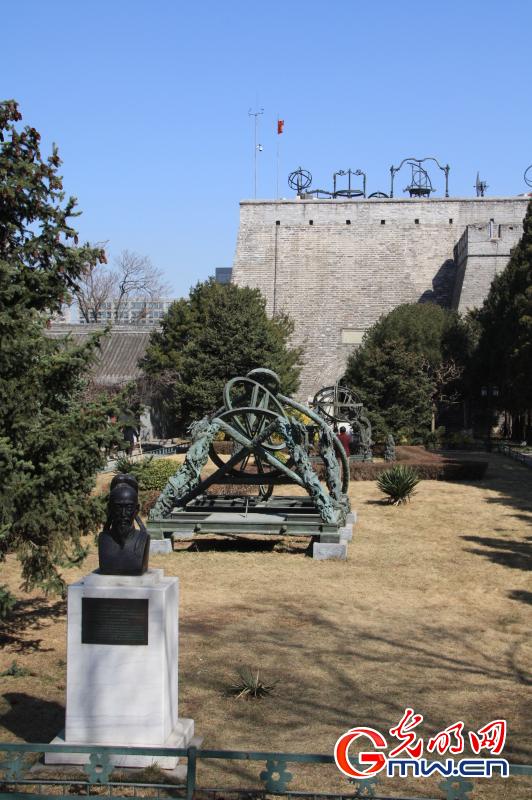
232, 161, 529, 401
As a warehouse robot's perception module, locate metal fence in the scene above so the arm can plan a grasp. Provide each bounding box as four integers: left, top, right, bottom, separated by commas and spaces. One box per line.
493, 443, 532, 470
0, 744, 530, 800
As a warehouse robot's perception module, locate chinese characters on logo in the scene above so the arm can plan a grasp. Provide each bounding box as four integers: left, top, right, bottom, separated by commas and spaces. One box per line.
334, 710, 508, 780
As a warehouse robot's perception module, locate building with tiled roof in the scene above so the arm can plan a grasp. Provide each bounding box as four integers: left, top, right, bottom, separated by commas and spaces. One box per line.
45, 324, 153, 388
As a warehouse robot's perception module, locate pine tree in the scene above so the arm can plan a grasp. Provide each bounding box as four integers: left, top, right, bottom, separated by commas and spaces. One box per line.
344, 338, 433, 440
141, 279, 302, 433
474, 200, 532, 425
344, 304, 471, 440
359, 302, 470, 367
0, 100, 119, 595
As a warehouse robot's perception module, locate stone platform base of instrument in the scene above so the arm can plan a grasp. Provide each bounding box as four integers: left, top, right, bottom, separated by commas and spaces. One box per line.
149, 497, 356, 560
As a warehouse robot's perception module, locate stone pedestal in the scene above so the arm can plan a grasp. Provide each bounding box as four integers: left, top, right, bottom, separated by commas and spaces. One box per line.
339, 523, 353, 542
312, 542, 348, 560
149, 538, 173, 554
46, 568, 193, 768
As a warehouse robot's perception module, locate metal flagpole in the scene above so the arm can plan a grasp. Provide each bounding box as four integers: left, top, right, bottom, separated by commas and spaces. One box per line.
276, 115, 280, 199
276, 117, 284, 199
248, 107, 263, 198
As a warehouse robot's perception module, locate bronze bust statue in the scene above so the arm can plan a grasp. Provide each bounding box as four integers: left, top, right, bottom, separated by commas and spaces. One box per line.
98, 476, 150, 575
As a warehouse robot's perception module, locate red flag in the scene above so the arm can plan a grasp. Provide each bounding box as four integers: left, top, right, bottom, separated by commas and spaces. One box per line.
277, 119, 284, 135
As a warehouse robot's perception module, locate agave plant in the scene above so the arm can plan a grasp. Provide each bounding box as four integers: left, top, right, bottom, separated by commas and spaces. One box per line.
227, 666, 277, 699
377, 464, 420, 505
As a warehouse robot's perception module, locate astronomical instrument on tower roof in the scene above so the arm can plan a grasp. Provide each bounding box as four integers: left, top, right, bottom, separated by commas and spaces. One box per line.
332, 168, 366, 198
404, 162, 433, 198
475, 172, 488, 197
390, 156, 450, 198
288, 168, 312, 196
524, 165, 532, 189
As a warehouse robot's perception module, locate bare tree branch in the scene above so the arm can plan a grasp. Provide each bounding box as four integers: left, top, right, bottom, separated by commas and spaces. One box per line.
77, 264, 118, 323
113, 250, 170, 322
422, 357, 464, 432
75, 241, 116, 323
74, 247, 170, 323
423, 358, 464, 406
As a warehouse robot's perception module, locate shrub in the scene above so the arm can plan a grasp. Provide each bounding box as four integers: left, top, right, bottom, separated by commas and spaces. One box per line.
445, 431, 476, 449
114, 454, 148, 476
137, 459, 179, 491
0, 586, 16, 620
377, 465, 420, 505
114, 456, 178, 491
425, 426, 446, 448
206, 483, 257, 496
138, 489, 162, 517
227, 666, 276, 699
212, 440, 233, 454
1, 660, 33, 678
314, 446, 488, 481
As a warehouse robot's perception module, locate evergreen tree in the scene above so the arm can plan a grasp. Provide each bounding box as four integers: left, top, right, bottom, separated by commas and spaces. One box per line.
360, 302, 469, 366
0, 100, 119, 596
344, 338, 433, 440
141, 279, 302, 433
474, 201, 532, 429
344, 303, 472, 439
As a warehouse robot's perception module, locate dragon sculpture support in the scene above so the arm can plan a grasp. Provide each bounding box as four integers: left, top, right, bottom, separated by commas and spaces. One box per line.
150, 418, 222, 518
274, 417, 347, 525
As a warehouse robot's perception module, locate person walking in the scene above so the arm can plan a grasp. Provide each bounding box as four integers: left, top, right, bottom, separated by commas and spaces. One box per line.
337, 425, 351, 456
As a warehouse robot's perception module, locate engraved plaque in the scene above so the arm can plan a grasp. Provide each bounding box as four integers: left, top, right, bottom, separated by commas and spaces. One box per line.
81, 598, 148, 645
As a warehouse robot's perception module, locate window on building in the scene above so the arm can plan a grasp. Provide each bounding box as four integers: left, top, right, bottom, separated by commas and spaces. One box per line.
488, 218, 499, 239
341, 329, 365, 345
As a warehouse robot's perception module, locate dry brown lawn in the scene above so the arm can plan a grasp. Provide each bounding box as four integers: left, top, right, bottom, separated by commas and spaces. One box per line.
1, 453, 531, 799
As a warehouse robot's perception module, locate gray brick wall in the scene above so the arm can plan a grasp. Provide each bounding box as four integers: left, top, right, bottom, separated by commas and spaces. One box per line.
453, 222, 524, 312
232, 196, 528, 401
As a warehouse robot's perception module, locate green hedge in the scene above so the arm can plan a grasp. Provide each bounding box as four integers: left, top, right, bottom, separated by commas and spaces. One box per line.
315, 446, 488, 482
139, 459, 179, 490
114, 456, 179, 491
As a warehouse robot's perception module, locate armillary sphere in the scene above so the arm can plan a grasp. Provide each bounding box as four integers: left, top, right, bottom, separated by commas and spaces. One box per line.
405, 163, 433, 197
210, 369, 293, 499
368, 191, 389, 198
524, 165, 532, 189
288, 168, 312, 193
312, 384, 363, 425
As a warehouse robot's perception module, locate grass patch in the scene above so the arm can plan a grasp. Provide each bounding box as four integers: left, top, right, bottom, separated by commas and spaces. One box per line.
1, 660, 33, 678
1, 453, 531, 799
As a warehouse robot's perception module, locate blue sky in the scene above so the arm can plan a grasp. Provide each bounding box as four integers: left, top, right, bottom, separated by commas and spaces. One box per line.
3, 0, 531, 297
